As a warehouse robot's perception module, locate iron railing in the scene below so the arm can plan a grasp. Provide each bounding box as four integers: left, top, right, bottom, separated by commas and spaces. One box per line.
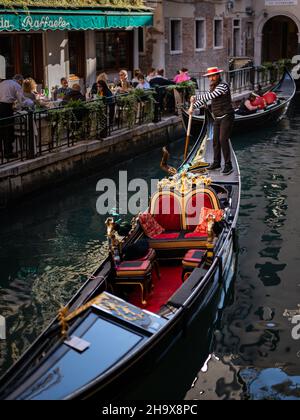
190, 65, 282, 95
0, 90, 168, 166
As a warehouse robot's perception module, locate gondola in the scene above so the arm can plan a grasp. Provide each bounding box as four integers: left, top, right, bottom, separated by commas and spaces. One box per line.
182, 69, 296, 138
0, 111, 240, 401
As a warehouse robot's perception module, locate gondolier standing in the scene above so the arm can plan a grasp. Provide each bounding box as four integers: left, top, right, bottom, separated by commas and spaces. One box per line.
190, 67, 234, 175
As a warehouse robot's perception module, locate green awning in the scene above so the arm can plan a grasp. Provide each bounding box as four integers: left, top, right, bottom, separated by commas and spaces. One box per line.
0, 8, 153, 31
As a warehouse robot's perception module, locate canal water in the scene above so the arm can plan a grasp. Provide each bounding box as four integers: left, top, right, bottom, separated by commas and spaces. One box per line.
0, 96, 300, 400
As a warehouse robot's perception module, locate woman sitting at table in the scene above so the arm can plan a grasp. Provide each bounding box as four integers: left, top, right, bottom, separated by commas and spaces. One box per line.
97, 80, 115, 126
136, 74, 151, 90
116, 70, 132, 94
96, 80, 113, 99
91, 73, 109, 96
23, 78, 38, 105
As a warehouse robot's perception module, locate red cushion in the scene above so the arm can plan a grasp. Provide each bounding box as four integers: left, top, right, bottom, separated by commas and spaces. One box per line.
252, 96, 266, 110
139, 213, 165, 238
263, 92, 277, 105
117, 260, 151, 272
152, 194, 182, 231
152, 233, 180, 240
137, 248, 156, 261
185, 232, 207, 239
194, 208, 224, 234
185, 193, 215, 231
183, 249, 205, 263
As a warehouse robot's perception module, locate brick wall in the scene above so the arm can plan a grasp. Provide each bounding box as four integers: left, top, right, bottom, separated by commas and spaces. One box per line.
143, 0, 232, 79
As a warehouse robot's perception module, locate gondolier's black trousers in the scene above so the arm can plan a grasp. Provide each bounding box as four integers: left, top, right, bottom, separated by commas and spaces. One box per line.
213, 113, 234, 166
0, 102, 14, 157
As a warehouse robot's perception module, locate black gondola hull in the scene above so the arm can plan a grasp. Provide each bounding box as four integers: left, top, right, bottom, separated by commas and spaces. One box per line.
0, 113, 240, 401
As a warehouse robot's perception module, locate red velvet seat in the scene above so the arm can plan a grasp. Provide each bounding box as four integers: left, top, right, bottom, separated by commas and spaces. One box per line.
115, 260, 152, 305
116, 260, 151, 276
182, 249, 206, 282
136, 248, 160, 279
149, 232, 208, 251
147, 187, 221, 256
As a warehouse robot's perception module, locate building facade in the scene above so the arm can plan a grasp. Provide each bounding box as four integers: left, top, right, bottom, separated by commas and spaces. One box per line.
1, 1, 299, 90
225, 0, 300, 65
140, 0, 300, 79
141, 0, 234, 78
0, 1, 153, 90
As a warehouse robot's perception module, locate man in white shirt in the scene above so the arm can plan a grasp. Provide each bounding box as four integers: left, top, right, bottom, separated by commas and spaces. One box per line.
0, 74, 25, 159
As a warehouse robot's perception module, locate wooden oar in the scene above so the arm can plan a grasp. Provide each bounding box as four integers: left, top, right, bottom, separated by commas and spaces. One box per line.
184, 105, 193, 160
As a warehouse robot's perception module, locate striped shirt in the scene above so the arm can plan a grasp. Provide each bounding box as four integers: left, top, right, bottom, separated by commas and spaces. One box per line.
193, 82, 230, 109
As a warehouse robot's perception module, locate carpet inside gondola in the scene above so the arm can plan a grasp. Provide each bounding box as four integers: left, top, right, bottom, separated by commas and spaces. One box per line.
129, 266, 183, 313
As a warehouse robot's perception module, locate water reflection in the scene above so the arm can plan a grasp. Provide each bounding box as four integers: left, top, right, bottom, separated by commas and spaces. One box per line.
187, 95, 300, 400
240, 368, 300, 400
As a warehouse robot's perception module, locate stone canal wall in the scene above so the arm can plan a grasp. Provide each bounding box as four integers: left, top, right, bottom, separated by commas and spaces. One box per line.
0, 116, 183, 207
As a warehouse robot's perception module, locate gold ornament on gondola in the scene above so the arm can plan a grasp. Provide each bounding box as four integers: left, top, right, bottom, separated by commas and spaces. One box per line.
157, 172, 212, 193
160, 147, 177, 176
58, 306, 69, 337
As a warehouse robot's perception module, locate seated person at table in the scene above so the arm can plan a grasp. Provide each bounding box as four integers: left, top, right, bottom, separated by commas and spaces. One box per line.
150, 69, 173, 87
174, 68, 191, 84
116, 70, 132, 94
63, 84, 86, 103
131, 69, 142, 88
23, 78, 38, 105
150, 69, 175, 112
56, 77, 72, 98
91, 73, 109, 96
146, 68, 156, 83
97, 80, 115, 127
236, 93, 259, 115
136, 74, 151, 90
96, 80, 113, 100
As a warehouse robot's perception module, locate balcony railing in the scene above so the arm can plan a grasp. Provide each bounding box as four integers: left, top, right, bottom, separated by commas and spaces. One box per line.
0, 88, 175, 166
191, 65, 283, 95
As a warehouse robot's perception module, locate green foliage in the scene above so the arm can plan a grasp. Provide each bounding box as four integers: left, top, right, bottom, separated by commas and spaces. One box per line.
48, 98, 107, 144
262, 62, 276, 71
117, 89, 155, 128
48, 106, 74, 145
167, 80, 196, 98
0, 0, 146, 9
277, 58, 293, 72
260, 60, 291, 83
85, 98, 107, 139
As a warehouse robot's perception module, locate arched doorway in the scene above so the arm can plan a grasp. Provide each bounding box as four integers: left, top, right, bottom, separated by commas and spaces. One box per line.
262, 16, 298, 62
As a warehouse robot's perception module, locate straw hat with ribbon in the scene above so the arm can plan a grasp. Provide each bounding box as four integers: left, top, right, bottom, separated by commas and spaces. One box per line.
203, 67, 224, 77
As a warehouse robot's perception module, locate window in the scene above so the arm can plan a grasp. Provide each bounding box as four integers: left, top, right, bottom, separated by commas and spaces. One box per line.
69, 32, 85, 78
0, 34, 43, 83
195, 19, 206, 51
233, 19, 241, 56
214, 19, 223, 48
247, 22, 253, 39
246, 22, 254, 56
170, 19, 182, 53
96, 31, 133, 72
138, 27, 145, 54
0, 36, 14, 79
